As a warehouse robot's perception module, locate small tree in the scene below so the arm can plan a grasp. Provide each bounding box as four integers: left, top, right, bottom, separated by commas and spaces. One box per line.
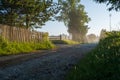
87, 34, 97, 43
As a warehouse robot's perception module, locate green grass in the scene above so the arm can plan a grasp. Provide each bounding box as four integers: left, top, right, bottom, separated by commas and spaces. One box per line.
0, 37, 55, 56
66, 31, 120, 80
51, 40, 79, 45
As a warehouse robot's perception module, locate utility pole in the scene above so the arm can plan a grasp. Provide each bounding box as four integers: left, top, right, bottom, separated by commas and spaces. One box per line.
109, 14, 112, 32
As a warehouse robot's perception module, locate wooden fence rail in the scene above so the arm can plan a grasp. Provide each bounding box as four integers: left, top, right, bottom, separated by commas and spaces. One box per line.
0, 24, 47, 42
49, 34, 71, 40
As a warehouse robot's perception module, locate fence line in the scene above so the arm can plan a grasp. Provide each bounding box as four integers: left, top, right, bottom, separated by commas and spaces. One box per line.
49, 34, 71, 40
0, 24, 47, 42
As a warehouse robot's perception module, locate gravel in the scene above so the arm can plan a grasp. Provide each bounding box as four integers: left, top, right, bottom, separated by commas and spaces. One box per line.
0, 44, 97, 80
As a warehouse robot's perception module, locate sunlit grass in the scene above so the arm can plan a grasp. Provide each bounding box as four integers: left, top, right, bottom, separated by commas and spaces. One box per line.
0, 36, 55, 56
63, 40, 79, 44
51, 40, 79, 45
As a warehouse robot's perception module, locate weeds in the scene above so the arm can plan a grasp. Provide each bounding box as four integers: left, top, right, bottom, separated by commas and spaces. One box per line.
0, 36, 55, 56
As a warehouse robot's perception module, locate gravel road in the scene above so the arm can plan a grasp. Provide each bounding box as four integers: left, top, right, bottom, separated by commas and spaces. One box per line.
0, 44, 97, 80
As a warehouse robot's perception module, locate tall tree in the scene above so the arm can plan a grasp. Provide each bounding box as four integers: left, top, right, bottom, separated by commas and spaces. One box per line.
0, 0, 59, 28
68, 7, 90, 42
56, 0, 90, 42
93, 0, 120, 11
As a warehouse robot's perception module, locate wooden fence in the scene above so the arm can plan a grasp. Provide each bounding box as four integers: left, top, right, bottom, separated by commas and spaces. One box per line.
49, 34, 71, 40
0, 24, 48, 42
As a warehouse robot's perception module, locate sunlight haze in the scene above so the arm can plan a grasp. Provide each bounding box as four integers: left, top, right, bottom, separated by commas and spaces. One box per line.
38, 0, 120, 36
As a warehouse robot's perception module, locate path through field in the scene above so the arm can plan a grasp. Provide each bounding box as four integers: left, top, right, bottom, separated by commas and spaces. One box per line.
0, 44, 97, 80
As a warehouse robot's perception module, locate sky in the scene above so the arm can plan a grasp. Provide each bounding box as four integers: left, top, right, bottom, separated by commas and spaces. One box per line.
38, 0, 120, 36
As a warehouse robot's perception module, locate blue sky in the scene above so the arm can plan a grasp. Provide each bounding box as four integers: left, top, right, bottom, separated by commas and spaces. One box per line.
38, 0, 120, 36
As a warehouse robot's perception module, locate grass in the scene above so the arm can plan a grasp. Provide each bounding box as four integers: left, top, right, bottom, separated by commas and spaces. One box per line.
66, 31, 120, 80
51, 40, 79, 45
0, 37, 55, 56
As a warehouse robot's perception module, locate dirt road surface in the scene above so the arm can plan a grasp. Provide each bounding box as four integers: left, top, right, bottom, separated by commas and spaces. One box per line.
0, 44, 97, 80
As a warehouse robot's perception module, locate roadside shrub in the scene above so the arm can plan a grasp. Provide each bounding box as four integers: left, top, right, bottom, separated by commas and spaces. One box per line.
0, 36, 8, 49
0, 36, 55, 56
66, 31, 120, 80
33, 41, 55, 50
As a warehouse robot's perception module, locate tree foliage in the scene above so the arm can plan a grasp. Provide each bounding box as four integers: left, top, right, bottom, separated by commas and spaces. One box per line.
0, 0, 59, 28
93, 0, 120, 11
56, 0, 90, 42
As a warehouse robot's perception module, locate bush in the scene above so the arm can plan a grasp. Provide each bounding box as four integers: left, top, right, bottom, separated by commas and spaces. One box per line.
0, 36, 55, 56
66, 31, 120, 80
33, 41, 55, 50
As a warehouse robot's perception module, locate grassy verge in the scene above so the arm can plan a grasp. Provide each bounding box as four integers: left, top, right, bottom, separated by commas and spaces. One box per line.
66, 31, 120, 80
51, 40, 79, 45
0, 37, 55, 56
